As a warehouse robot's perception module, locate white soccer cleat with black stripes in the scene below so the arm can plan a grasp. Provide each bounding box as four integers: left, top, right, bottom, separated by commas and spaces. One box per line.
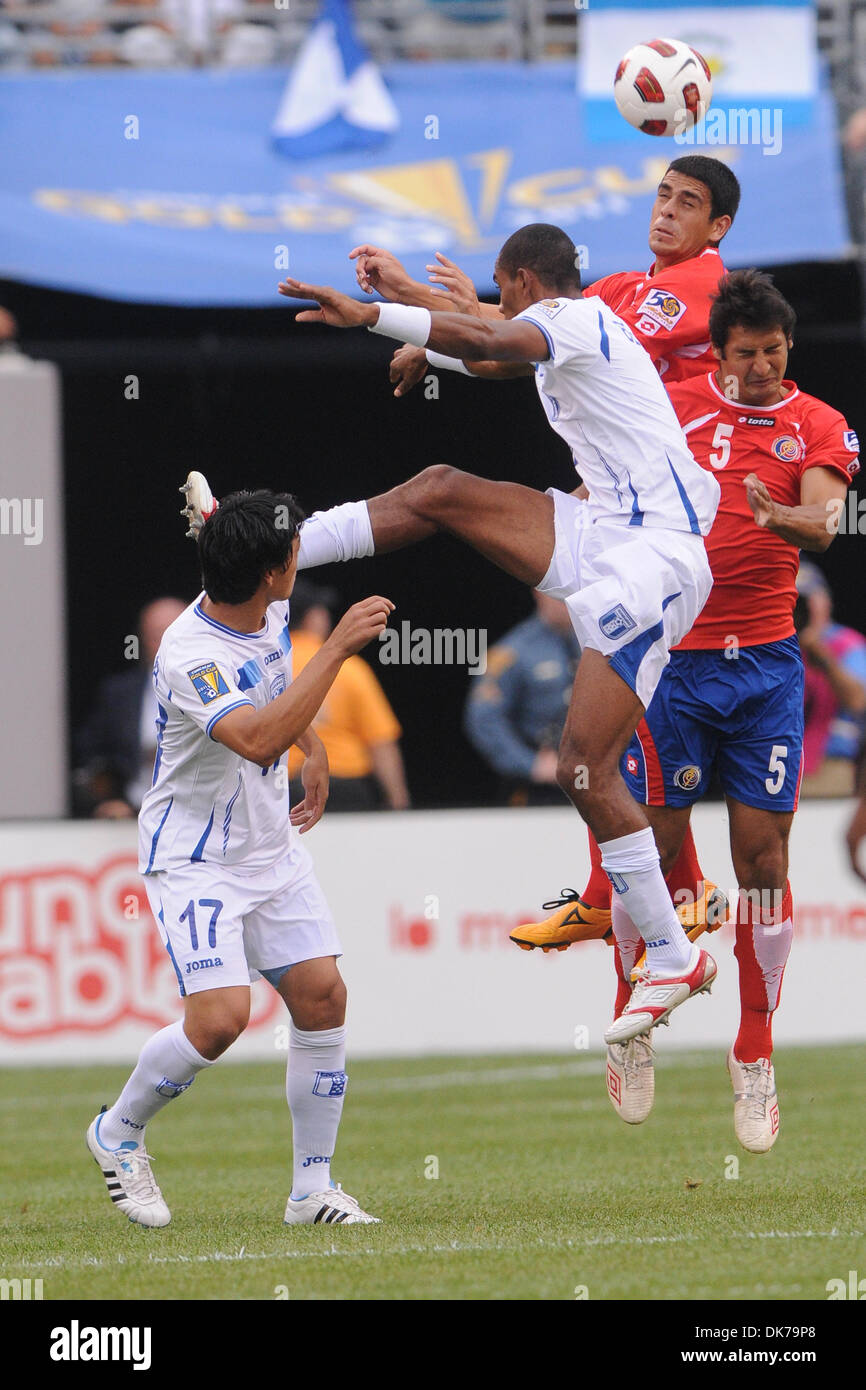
604, 946, 717, 1045
86, 1112, 171, 1228
606, 1035, 655, 1124
284, 1183, 380, 1226
179, 470, 219, 539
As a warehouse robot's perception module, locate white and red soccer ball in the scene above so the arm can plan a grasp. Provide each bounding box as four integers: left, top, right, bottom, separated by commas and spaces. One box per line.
614, 37, 713, 137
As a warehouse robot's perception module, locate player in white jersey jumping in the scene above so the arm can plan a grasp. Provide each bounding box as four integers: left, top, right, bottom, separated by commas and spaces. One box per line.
86, 490, 393, 1228
268, 224, 720, 1043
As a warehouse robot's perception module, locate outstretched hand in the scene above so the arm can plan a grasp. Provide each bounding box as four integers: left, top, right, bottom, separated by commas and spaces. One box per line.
348, 244, 415, 301
425, 252, 483, 316
278, 276, 376, 329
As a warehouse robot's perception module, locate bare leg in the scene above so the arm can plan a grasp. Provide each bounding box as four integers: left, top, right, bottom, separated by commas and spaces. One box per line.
726, 797, 792, 895
367, 464, 555, 586
555, 648, 650, 840
277, 956, 346, 1030
558, 650, 694, 975
183, 985, 250, 1060
643, 804, 694, 878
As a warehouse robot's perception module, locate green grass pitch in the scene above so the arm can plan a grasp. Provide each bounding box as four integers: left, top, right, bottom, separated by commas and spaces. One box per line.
2, 1045, 864, 1301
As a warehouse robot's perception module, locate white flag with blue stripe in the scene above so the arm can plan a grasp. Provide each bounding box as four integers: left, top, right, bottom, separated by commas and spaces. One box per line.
272, 0, 399, 159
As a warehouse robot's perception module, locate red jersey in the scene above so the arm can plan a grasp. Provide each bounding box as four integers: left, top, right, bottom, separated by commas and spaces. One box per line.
668, 372, 860, 649
585, 246, 725, 384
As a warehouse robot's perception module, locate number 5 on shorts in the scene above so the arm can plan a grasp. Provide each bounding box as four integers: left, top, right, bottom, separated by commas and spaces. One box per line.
178, 898, 223, 950
765, 744, 788, 795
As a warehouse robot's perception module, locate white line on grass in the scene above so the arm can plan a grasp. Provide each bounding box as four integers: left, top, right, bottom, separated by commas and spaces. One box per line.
231, 1052, 729, 1097
0, 1060, 602, 1110
351, 1061, 604, 1092
0, 1050, 789, 1112
11, 1227, 863, 1274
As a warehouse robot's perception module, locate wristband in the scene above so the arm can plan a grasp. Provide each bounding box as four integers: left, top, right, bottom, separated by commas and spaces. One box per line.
426, 350, 472, 375
368, 302, 432, 347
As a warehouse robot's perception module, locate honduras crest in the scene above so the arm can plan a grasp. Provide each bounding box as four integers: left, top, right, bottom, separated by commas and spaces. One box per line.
272, 0, 399, 160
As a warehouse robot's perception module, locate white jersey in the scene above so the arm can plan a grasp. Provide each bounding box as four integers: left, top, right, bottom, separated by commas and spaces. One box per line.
516, 296, 720, 535
138, 596, 300, 877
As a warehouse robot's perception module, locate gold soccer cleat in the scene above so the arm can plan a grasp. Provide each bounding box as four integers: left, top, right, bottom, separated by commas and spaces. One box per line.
631, 880, 728, 980
509, 888, 613, 953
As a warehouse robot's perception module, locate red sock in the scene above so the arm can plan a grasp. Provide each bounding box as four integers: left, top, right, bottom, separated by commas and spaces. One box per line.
733, 883, 793, 1062
665, 823, 704, 905
611, 899, 644, 1019
613, 949, 633, 1019
582, 831, 613, 910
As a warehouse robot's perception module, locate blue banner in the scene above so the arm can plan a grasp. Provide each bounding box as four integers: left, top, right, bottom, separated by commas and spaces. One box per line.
0, 62, 848, 306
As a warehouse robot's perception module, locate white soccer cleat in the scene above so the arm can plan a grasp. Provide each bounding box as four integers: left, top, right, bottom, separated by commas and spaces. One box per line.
86, 1112, 171, 1228
283, 1183, 380, 1226
603, 946, 716, 1045
179, 470, 219, 539
727, 1049, 780, 1153
606, 1035, 655, 1124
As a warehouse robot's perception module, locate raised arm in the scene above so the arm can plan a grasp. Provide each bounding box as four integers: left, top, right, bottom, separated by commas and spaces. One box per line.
349, 244, 440, 309
212, 598, 394, 766
278, 276, 549, 364
349, 244, 502, 321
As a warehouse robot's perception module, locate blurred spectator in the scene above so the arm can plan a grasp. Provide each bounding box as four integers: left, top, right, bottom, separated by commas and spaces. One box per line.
0, 13, 25, 68
797, 560, 866, 797
402, 0, 514, 60
162, 0, 241, 60
0, 306, 21, 356
844, 106, 866, 151
463, 590, 578, 806
73, 596, 187, 818
0, 305, 29, 372
114, 0, 184, 67
287, 579, 410, 811
845, 738, 866, 882
117, 21, 179, 68
218, 19, 277, 67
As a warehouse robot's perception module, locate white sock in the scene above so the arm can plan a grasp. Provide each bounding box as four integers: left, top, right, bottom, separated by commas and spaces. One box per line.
287, 1024, 348, 1199
297, 501, 374, 570
98, 1021, 214, 1149
287, 1023, 348, 1195
600, 827, 693, 973
611, 896, 643, 981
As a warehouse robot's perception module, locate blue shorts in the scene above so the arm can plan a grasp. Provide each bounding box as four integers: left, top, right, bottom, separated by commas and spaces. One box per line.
622, 636, 805, 812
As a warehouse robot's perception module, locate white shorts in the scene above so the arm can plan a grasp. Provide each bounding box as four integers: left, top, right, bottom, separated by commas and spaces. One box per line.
538, 489, 712, 710
143, 848, 342, 997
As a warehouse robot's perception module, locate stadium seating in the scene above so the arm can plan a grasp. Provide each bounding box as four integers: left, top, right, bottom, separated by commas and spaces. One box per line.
0, 0, 583, 66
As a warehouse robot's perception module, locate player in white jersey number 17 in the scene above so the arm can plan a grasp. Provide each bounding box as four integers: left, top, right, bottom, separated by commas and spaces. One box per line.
282, 223, 719, 1041
87, 489, 393, 1228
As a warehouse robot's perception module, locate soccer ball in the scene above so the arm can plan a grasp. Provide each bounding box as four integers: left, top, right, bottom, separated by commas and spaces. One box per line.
613, 37, 713, 137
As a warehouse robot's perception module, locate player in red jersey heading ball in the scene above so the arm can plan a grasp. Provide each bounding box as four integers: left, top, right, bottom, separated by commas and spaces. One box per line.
607, 269, 858, 1144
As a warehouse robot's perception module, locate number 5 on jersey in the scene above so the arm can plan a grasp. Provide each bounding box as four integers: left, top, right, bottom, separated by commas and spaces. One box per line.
709, 422, 734, 469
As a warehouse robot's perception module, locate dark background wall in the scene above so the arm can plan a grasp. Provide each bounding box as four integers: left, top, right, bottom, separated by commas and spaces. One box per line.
3, 258, 865, 808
